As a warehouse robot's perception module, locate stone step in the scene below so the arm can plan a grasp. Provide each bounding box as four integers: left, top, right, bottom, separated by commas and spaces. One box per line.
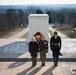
0, 58, 76, 62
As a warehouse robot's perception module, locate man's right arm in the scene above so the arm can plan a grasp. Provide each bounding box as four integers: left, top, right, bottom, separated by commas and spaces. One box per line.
50, 37, 53, 51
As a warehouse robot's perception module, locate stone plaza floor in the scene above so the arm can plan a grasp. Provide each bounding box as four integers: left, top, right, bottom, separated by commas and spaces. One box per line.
0, 38, 76, 75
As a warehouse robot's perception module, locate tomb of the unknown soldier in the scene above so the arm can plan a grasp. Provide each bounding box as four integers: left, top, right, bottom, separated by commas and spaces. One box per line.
26, 14, 50, 42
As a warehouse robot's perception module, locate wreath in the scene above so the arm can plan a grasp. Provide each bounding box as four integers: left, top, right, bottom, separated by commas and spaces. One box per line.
34, 31, 43, 42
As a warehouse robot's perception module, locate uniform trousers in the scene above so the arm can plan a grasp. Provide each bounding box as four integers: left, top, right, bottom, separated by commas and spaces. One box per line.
40, 50, 46, 64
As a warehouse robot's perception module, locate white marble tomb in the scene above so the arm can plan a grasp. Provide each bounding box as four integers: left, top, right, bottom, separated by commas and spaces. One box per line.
26, 14, 50, 42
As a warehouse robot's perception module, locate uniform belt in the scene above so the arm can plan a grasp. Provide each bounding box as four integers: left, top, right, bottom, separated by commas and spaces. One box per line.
53, 44, 58, 45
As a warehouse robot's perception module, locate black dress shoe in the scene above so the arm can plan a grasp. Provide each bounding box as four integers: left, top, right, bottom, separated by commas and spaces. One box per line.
41, 64, 45, 67
54, 64, 58, 67
43, 64, 45, 66
41, 64, 43, 66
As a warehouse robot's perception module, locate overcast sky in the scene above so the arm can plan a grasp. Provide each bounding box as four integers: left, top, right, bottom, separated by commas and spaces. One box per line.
0, 0, 76, 5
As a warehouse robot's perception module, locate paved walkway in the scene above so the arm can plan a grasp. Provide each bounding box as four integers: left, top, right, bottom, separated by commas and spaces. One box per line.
8, 28, 29, 39
7, 26, 70, 39
7, 26, 69, 39
49, 26, 69, 38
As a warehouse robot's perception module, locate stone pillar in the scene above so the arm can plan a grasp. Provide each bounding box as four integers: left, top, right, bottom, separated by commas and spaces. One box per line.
26, 14, 50, 42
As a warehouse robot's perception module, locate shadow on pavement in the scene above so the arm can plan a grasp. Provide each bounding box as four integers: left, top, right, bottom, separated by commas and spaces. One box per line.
8, 62, 26, 68
41, 65, 55, 75
27, 66, 42, 75
16, 66, 33, 75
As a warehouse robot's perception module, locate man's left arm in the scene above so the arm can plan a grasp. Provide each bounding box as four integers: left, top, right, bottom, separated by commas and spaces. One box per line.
59, 36, 62, 50
45, 40, 48, 52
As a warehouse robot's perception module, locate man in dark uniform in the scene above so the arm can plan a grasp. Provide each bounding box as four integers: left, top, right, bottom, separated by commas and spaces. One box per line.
50, 31, 62, 66
39, 36, 48, 67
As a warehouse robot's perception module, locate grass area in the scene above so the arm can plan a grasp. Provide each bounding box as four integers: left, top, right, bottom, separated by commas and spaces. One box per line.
20, 30, 54, 38
0, 27, 26, 38
48, 30, 54, 36
54, 26, 76, 38
20, 32, 29, 38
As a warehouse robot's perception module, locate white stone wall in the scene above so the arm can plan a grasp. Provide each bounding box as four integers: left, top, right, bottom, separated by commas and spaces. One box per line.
26, 14, 50, 42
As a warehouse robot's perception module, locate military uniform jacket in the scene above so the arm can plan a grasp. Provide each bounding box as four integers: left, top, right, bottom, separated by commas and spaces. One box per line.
50, 36, 62, 57
50, 36, 61, 51
39, 40, 48, 52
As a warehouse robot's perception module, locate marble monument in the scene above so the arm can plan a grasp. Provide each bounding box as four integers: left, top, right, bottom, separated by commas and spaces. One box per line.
26, 14, 50, 42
